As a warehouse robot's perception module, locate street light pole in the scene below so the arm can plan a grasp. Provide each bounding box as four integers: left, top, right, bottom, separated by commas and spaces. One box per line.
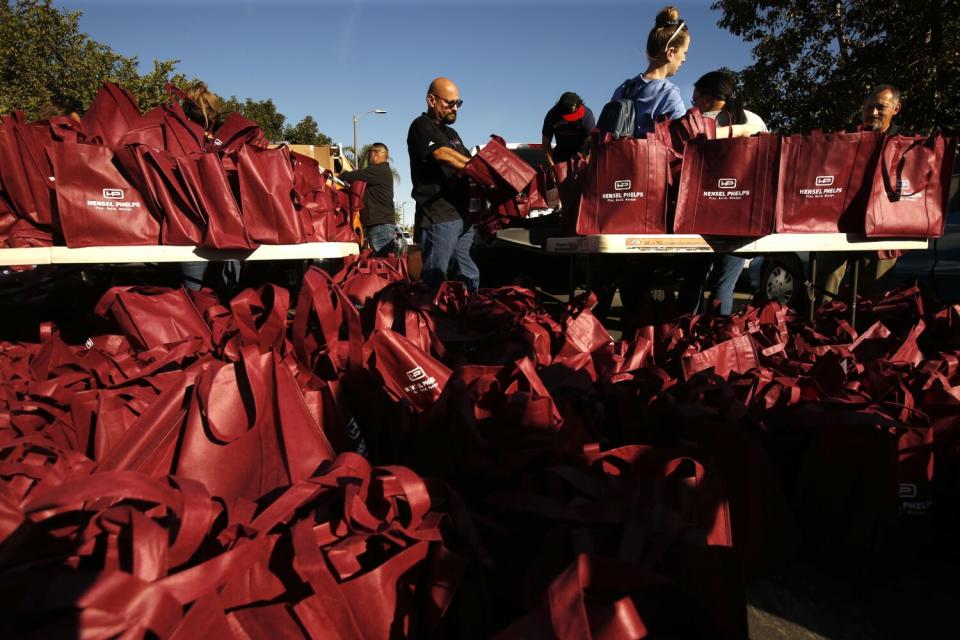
352, 109, 387, 169
398, 201, 412, 227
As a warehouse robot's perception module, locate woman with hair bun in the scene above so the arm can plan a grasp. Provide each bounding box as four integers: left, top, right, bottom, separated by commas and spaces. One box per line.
598, 7, 689, 327
610, 6, 689, 137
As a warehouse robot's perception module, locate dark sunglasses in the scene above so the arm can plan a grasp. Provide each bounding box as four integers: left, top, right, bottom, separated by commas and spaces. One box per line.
431, 94, 463, 109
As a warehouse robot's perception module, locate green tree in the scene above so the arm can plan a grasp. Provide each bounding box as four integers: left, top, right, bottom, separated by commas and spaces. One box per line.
0, 0, 182, 117
283, 115, 332, 146
711, 0, 960, 134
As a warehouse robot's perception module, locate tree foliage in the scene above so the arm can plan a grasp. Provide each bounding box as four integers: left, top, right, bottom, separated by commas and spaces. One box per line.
711, 0, 960, 134
283, 114, 332, 146
0, 0, 335, 147
219, 98, 333, 145
0, 0, 185, 116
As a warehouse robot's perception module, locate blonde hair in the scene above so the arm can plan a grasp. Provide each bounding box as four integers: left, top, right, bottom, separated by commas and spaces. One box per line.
646, 6, 689, 59
184, 81, 222, 131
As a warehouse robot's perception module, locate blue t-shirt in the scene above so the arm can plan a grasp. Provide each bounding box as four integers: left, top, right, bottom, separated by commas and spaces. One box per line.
611, 75, 686, 136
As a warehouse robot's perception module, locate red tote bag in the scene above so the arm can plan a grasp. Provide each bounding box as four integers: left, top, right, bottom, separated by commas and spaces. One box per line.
121, 96, 205, 158
291, 151, 329, 241
115, 144, 206, 245
577, 136, 672, 234
9, 117, 58, 227
462, 134, 536, 193
50, 142, 160, 247
209, 112, 267, 154
95, 286, 212, 352
553, 153, 589, 223
177, 152, 255, 249
0, 115, 36, 222
674, 133, 780, 237
81, 82, 144, 148
237, 143, 306, 244
367, 329, 451, 413
865, 133, 957, 238
776, 130, 885, 233
176, 348, 337, 503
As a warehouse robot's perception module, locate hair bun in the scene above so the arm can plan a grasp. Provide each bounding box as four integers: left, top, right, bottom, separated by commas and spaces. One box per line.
655, 6, 681, 27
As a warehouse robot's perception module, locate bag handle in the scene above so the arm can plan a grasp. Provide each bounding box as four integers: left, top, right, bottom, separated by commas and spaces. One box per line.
545, 554, 663, 638
881, 135, 937, 196
230, 285, 290, 352
293, 268, 349, 370
195, 347, 271, 443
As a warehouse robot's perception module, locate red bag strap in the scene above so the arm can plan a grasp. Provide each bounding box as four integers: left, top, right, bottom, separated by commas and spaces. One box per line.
881, 135, 938, 196
23, 470, 182, 514
293, 267, 363, 375
194, 348, 271, 443
545, 555, 660, 638
230, 285, 290, 352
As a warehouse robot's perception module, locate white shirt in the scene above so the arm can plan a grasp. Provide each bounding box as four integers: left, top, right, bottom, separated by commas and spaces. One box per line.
702, 109, 768, 132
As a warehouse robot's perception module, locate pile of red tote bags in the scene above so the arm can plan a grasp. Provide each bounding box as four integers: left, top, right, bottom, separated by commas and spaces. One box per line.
0, 83, 359, 249
2, 249, 959, 637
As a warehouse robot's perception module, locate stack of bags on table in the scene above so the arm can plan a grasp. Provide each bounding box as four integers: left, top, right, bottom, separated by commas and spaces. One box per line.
2, 250, 959, 637
541, 109, 957, 240
461, 134, 552, 235
0, 83, 359, 250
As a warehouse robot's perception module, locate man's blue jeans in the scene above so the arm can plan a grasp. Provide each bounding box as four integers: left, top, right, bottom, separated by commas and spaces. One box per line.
416, 218, 479, 291
709, 254, 746, 315
365, 223, 398, 257
677, 254, 744, 315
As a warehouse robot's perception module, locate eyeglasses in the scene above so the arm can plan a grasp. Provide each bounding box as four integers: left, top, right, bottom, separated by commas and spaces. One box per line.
664, 20, 685, 52
431, 94, 463, 109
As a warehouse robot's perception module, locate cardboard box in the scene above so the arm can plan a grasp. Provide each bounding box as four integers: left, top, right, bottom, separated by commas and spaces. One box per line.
271, 144, 335, 171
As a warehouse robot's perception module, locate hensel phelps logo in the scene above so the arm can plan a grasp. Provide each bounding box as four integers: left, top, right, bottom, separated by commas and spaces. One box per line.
799, 175, 842, 197
601, 178, 644, 202
402, 366, 439, 395
704, 178, 750, 199
889, 178, 921, 201
86, 186, 141, 211
406, 367, 426, 381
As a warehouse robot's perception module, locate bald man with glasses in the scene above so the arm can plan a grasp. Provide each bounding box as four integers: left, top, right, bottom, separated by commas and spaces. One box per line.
407, 77, 479, 291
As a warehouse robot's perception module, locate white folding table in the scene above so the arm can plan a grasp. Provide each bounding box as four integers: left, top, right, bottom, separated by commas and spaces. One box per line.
0, 242, 359, 266
495, 228, 928, 324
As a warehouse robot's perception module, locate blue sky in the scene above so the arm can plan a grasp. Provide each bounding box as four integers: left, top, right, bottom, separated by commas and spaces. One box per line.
60, 0, 755, 226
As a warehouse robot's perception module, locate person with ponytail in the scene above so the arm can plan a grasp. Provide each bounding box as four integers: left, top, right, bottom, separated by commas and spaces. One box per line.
610, 6, 689, 137
178, 81, 237, 293
182, 81, 223, 140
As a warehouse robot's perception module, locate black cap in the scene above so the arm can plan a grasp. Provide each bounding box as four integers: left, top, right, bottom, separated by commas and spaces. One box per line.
559, 92, 582, 112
